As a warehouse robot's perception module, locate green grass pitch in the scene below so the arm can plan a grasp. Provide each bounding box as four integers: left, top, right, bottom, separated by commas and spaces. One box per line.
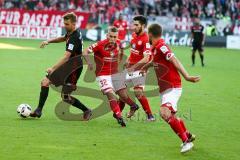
0, 38, 239, 160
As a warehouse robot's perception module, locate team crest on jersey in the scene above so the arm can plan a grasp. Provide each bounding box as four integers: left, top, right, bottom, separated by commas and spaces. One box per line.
138, 41, 142, 45
68, 44, 74, 50
166, 53, 173, 60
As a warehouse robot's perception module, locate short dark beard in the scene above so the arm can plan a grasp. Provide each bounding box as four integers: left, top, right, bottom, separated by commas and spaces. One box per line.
136, 27, 143, 35
149, 39, 152, 45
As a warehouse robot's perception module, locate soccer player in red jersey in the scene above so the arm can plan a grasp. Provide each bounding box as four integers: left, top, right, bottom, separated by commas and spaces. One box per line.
141, 23, 200, 153
83, 26, 139, 127
123, 15, 155, 121
113, 14, 128, 41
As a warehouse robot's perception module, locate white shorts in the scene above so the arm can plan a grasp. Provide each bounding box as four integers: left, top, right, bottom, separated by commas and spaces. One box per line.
96, 73, 126, 94
125, 70, 146, 89
160, 88, 182, 112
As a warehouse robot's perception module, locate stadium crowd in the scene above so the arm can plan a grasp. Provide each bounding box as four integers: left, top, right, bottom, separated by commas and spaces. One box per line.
0, 0, 240, 35
1, 0, 240, 20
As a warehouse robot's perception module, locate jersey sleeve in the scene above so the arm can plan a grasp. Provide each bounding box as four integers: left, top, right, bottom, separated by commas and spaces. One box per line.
66, 34, 81, 54
158, 44, 174, 61
88, 42, 99, 53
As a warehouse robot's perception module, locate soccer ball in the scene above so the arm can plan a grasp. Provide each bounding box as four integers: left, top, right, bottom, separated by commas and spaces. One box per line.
17, 104, 32, 118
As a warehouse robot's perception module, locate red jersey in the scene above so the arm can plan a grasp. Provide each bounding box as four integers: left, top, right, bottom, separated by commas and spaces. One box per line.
128, 32, 151, 65
88, 39, 121, 76
113, 20, 128, 40
151, 39, 182, 93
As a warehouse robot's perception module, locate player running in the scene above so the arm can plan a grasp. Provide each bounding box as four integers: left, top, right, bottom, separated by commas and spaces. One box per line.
191, 18, 205, 67
83, 26, 139, 127
140, 23, 200, 153
30, 12, 92, 120
123, 15, 155, 121
113, 14, 128, 41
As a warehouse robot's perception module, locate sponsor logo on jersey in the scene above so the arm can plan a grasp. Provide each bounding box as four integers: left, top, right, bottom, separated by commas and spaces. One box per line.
103, 57, 117, 62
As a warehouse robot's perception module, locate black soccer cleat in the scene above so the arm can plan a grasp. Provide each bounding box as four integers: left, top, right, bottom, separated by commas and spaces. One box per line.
83, 109, 92, 121
127, 104, 139, 118
113, 113, 118, 119
116, 117, 126, 127
147, 114, 156, 122
188, 133, 196, 143
30, 107, 42, 118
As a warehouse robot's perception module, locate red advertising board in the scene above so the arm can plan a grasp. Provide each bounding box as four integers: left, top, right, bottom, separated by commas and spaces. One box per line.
0, 9, 90, 28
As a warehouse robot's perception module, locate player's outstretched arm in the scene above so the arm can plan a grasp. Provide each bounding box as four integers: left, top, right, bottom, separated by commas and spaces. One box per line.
40, 36, 66, 48
118, 49, 124, 63
202, 33, 205, 46
82, 48, 93, 71
127, 54, 151, 73
139, 59, 153, 76
169, 56, 200, 83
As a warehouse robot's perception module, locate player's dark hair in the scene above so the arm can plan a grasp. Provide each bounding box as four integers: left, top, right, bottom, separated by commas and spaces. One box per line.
148, 24, 162, 37
63, 12, 77, 23
133, 15, 147, 25
108, 26, 118, 33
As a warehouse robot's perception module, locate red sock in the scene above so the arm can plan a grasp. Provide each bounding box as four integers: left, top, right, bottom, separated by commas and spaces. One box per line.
168, 116, 188, 142
118, 100, 125, 111
138, 96, 152, 115
109, 99, 121, 118
179, 118, 190, 137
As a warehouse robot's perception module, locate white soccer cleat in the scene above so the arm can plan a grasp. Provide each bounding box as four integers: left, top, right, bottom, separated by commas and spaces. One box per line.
180, 142, 194, 153
180, 134, 196, 147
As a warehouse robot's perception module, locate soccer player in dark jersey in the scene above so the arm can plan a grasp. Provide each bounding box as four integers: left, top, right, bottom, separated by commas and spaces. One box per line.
30, 12, 92, 120
191, 18, 205, 67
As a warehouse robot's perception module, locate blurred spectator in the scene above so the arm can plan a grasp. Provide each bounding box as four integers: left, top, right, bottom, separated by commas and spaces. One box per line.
206, 24, 218, 36
2, 0, 239, 21
223, 24, 234, 36
233, 21, 240, 35
1, 0, 239, 36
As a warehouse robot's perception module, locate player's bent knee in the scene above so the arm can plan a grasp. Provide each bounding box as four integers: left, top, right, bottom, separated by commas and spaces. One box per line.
105, 91, 116, 100
134, 89, 143, 99
117, 90, 129, 101
160, 103, 174, 121
61, 93, 73, 104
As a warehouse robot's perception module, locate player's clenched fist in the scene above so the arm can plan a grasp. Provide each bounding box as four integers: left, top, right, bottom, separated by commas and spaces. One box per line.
46, 67, 53, 74
40, 41, 49, 48
185, 75, 201, 83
